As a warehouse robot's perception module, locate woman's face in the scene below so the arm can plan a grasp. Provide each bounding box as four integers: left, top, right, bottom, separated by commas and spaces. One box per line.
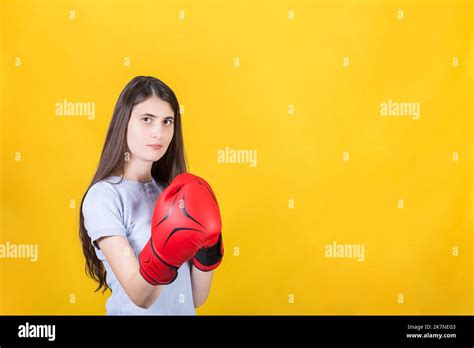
127, 96, 175, 163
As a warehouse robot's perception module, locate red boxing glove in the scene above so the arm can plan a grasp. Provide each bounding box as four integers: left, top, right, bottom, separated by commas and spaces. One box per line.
190, 177, 224, 272
192, 231, 224, 271
139, 173, 222, 285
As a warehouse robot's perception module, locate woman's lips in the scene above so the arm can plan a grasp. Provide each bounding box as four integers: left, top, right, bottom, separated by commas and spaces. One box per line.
147, 144, 163, 150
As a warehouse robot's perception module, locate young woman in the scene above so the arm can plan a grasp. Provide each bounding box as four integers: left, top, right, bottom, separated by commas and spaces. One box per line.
79, 76, 219, 315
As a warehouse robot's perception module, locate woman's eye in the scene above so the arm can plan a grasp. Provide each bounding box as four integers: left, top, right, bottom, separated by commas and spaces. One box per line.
164, 119, 174, 126
142, 117, 151, 123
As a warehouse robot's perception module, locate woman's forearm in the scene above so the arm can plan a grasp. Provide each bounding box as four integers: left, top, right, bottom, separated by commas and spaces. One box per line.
97, 236, 164, 309
126, 271, 164, 309
190, 263, 214, 308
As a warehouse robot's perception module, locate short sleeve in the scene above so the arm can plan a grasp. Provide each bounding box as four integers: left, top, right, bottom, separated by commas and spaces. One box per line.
82, 181, 127, 250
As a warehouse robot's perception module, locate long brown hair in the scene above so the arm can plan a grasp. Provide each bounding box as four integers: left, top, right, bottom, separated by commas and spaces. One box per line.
79, 76, 188, 293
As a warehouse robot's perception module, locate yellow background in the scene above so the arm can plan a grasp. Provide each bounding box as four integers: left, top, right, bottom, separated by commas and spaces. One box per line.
0, 0, 472, 314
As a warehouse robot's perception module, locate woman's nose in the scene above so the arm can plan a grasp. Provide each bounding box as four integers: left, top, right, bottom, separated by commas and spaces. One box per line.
151, 125, 163, 138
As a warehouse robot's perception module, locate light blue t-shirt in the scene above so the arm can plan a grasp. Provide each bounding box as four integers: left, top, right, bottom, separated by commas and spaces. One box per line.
82, 175, 196, 315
